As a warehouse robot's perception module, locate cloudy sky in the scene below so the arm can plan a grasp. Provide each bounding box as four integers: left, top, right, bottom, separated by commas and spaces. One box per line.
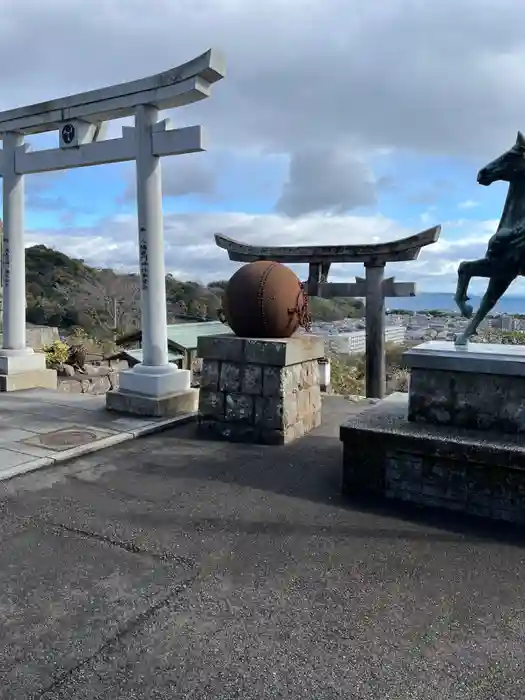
2, 0, 525, 294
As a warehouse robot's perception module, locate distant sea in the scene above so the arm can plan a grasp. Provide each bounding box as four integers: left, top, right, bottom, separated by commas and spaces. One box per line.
384, 292, 525, 315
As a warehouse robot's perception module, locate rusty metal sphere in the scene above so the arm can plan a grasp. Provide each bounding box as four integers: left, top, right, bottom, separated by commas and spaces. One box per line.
223, 261, 306, 338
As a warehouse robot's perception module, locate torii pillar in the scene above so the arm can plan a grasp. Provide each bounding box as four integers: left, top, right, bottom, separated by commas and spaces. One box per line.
0, 132, 57, 390
352, 269, 415, 399
106, 105, 198, 415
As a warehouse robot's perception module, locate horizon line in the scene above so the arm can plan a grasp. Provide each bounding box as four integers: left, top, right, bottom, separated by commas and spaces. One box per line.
387, 291, 525, 299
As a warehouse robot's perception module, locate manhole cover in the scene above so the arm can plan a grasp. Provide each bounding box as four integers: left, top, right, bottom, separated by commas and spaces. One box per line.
38, 428, 99, 449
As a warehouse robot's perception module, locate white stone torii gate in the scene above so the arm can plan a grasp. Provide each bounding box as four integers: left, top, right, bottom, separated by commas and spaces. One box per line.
0, 49, 225, 415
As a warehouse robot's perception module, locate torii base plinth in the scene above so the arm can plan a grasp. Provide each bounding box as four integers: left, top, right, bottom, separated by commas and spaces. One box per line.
0, 351, 57, 392
106, 364, 198, 417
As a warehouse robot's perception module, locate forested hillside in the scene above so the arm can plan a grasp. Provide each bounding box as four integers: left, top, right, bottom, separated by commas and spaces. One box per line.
23, 245, 363, 337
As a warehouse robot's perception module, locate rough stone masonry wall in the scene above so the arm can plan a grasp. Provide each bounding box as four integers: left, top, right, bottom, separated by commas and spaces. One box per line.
408, 367, 525, 433
383, 449, 525, 523
341, 401, 525, 525
57, 371, 119, 395
198, 357, 322, 444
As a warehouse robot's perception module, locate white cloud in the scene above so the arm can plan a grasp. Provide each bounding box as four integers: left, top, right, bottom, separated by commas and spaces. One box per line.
1, 0, 523, 288
458, 199, 480, 209
119, 154, 218, 202
419, 207, 437, 226
275, 148, 377, 216
1, 0, 525, 160
26, 210, 507, 295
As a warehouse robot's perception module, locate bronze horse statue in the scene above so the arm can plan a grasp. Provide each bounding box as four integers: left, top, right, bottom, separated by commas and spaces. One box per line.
454, 131, 525, 345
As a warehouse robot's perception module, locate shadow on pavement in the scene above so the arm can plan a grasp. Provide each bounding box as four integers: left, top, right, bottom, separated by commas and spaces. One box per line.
153, 419, 525, 549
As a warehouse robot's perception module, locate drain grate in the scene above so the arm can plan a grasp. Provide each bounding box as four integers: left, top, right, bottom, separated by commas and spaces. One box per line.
22, 426, 107, 452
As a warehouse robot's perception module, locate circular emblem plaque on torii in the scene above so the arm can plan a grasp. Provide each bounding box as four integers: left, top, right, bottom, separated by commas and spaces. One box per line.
61, 123, 76, 144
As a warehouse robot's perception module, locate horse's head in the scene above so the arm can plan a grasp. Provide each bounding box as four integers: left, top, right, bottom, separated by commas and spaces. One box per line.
477, 131, 525, 186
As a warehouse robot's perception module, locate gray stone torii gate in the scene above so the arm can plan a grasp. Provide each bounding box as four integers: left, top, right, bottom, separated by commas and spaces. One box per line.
0, 49, 225, 414
215, 225, 441, 398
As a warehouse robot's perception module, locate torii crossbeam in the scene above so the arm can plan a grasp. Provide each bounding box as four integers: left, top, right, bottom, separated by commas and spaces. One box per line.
215, 226, 441, 398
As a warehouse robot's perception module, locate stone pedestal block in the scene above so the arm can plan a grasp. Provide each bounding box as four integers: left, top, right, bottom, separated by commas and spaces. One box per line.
340, 341, 525, 524
197, 335, 324, 444
106, 362, 196, 417
0, 350, 57, 392
106, 387, 198, 418
340, 393, 525, 524
404, 341, 525, 433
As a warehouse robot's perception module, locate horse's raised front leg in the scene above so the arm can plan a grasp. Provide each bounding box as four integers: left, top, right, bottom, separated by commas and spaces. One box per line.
455, 275, 515, 346
454, 258, 492, 319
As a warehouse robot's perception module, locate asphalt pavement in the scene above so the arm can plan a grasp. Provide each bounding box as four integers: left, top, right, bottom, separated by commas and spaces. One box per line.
0, 397, 524, 699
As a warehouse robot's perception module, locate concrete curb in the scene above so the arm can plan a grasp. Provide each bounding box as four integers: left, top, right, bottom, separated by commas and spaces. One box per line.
0, 412, 197, 483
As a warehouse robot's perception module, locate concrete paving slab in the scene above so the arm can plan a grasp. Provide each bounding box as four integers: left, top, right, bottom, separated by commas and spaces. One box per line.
0, 439, 61, 458
0, 413, 90, 434
0, 426, 41, 443
102, 416, 160, 431
10, 389, 107, 411
0, 446, 50, 470
0, 389, 196, 482
21, 425, 120, 450
14, 405, 110, 423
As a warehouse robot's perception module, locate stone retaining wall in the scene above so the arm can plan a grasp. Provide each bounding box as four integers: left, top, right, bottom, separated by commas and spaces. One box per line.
57, 361, 126, 395
383, 449, 525, 522
58, 372, 119, 395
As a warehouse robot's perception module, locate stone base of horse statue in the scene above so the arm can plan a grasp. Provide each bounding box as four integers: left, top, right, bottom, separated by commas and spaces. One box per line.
340, 130, 525, 525
340, 339, 525, 525
405, 341, 525, 432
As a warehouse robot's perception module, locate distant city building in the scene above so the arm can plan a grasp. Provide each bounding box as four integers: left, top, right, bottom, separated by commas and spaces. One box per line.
324, 325, 406, 355
387, 314, 407, 326
385, 325, 408, 345
410, 314, 431, 327
491, 314, 516, 331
